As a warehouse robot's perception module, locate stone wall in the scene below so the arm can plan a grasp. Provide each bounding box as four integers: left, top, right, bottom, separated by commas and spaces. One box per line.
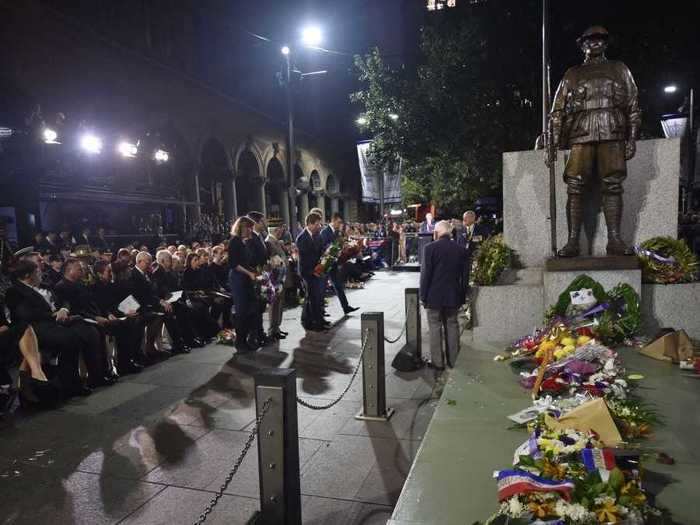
503, 139, 681, 268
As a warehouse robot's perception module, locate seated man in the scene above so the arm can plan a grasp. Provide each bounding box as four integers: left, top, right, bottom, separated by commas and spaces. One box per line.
5, 260, 93, 397
44, 254, 64, 289
91, 260, 145, 375
53, 259, 117, 386
131, 250, 191, 354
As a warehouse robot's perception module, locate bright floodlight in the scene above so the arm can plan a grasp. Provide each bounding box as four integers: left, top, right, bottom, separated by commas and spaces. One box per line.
0, 126, 13, 138
301, 26, 322, 47
80, 133, 103, 154
117, 141, 138, 158
154, 149, 169, 163
42, 128, 59, 144
356, 116, 368, 126
389, 113, 399, 121
281, 45, 290, 55
664, 85, 678, 94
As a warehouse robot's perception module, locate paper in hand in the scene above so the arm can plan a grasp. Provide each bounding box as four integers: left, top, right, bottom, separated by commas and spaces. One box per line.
118, 295, 140, 315
167, 290, 183, 303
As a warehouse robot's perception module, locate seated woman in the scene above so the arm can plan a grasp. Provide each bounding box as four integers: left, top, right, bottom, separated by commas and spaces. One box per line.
1, 304, 57, 408
181, 253, 220, 341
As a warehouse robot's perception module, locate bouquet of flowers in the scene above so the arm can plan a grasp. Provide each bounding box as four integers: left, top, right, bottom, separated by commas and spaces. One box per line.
268, 254, 287, 294
338, 238, 364, 264
215, 328, 235, 346
255, 269, 277, 304
313, 240, 342, 277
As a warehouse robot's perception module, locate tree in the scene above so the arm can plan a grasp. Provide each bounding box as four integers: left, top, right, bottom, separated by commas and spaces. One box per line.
351, 1, 539, 215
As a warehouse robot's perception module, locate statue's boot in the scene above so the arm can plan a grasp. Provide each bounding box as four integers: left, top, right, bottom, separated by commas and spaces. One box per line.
603, 194, 634, 256
557, 194, 582, 257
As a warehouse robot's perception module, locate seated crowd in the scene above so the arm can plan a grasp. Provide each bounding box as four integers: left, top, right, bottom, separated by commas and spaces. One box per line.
0, 213, 375, 414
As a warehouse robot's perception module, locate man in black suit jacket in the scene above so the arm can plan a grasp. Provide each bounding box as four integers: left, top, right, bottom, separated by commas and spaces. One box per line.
319, 213, 358, 315
246, 212, 272, 346
420, 221, 469, 369
455, 210, 491, 285
296, 212, 325, 330
91, 260, 144, 374
5, 260, 93, 396
129, 251, 189, 354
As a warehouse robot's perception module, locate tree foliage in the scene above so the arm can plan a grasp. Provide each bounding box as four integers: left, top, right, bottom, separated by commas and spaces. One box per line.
351, 2, 539, 215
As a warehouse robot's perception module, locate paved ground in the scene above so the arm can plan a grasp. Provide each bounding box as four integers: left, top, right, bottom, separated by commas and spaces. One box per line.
1, 272, 438, 525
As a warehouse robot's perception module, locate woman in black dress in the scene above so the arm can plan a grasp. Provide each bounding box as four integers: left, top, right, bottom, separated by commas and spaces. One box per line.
228, 217, 258, 353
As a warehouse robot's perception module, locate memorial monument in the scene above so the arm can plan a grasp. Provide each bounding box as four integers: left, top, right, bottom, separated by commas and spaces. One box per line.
546, 26, 641, 257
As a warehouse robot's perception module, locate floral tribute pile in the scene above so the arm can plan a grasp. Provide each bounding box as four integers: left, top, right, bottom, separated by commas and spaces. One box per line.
484, 276, 667, 524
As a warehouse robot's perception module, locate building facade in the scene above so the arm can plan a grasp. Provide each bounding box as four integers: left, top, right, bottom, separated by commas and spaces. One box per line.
0, 0, 358, 244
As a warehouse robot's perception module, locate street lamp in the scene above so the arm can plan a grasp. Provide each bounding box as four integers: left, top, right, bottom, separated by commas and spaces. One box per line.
117, 141, 138, 158
42, 127, 59, 144
301, 26, 322, 47
280, 26, 325, 232
154, 149, 169, 163
389, 113, 399, 121
664, 85, 678, 94
356, 116, 368, 126
80, 133, 103, 154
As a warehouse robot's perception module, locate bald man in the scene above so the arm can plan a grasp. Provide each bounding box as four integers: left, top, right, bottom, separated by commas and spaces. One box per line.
419, 220, 469, 370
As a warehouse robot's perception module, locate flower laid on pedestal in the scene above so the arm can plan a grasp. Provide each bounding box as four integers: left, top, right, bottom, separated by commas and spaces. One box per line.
482, 275, 666, 524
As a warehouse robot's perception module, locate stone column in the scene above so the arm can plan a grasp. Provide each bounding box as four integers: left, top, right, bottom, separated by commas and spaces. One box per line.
317, 192, 325, 219
280, 188, 291, 226
231, 179, 238, 218
259, 180, 267, 215
300, 193, 309, 223
331, 197, 339, 215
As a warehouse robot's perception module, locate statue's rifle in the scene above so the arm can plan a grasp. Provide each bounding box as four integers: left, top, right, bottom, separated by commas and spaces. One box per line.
546, 119, 557, 257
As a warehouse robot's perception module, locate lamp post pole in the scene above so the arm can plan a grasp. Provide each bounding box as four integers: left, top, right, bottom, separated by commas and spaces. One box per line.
284, 51, 297, 231
688, 88, 695, 212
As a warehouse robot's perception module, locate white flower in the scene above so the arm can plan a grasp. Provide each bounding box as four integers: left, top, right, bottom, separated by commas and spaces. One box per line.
507, 496, 524, 517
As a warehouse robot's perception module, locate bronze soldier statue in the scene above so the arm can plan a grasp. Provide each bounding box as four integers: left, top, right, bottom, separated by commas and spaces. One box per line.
546, 26, 642, 257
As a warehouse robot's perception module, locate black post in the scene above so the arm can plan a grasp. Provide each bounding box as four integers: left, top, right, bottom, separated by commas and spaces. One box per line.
356, 312, 394, 421
404, 288, 422, 360
255, 368, 301, 525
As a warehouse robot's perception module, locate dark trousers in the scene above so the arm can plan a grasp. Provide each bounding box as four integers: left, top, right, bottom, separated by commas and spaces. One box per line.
301, 275, 323, 328
329, 269, 349, 311
106, 317, 145, 368
32, 321, 83, 392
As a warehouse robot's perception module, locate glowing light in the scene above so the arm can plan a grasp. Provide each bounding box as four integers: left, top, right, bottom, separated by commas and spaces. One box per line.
154, 149, 169, 163
356, 116, 368, 126
664, 85, 678, 94
117, 141, 138, 158
389, 113, 399, 121
281, 45, 290, 56
80, 133, 103, 154
42, 128, 59, 144
301, 26, 322, 47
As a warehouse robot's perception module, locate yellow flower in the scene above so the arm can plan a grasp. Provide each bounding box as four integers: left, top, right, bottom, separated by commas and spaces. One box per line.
541, 459, 567, 480
621, 481, 647, 505
595, 499, 621, 523
528, 501, 555, 518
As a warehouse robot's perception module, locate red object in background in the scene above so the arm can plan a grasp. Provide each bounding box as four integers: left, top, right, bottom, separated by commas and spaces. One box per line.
694, 358, 700, 374
577, 327, 594, 338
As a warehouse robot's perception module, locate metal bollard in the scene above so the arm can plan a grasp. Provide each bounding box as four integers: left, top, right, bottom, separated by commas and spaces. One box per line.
404, 288, 422, 360
254, 369, 302, 525
356, 312, 395, 421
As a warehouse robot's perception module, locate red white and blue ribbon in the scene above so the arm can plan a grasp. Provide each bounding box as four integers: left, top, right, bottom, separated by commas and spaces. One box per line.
495, 469, 575, 502
581, 448, 616, 482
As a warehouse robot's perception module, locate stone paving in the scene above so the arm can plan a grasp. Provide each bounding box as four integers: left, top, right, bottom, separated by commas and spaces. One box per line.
0, 272, 438, 525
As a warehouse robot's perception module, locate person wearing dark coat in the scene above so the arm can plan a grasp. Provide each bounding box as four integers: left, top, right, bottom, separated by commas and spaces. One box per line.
129, 251, 190, 355
319, 213, 358, 315
228, 217, 258, 352
297, 213, 325, 331
420, 221, 469, 369
90, 260, 144, 375
5, 260, 92, 397
246, 212, 272, 347
454, 210, 491, 287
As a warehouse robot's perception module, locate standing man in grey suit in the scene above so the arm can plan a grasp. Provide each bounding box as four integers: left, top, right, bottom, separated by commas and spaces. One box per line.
419, 220, 469, 370
265, 219, 289, 340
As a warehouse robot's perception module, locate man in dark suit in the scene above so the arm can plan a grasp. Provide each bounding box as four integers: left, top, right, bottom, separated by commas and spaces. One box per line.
320, 213, 358, 315
455, 210, 491, 285
5, 260, 92, 396
419, 213, 436, 234
129, 251, 189, 355
296, 212, 325, 331
91, 260, 144, 374
246, 211, 272, 347
420, 221, 469, 369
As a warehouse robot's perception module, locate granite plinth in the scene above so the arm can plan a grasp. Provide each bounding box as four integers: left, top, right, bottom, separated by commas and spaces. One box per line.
543, 269, 642, 309
472, 282, 544, 343
503, 138, 681, 268
642, 282, 700, 339
545, 256, 640, 272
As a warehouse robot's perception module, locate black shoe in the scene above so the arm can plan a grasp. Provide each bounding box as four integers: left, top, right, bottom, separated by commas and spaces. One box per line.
0, 388, 17, 414
18, 373, 58, 409
172, 345, 191, 355
322, 320, 332, 328
343, 306, 359, 314
323, 312, 331, 317
271, 332, 287, 340
191, 338, 205, 348
118, 360, 144, 375
67, 384, 92, 397
278, 330, 289, 336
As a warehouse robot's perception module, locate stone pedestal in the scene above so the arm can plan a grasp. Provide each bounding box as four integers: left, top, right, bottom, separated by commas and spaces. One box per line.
642, 282, 700, 339
503, 138, 681, 268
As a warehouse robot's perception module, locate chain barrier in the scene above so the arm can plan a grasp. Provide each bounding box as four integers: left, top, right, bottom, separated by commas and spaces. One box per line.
194, 398, 272, 525
296, 329, 369, 411
383, 319, 407, 344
